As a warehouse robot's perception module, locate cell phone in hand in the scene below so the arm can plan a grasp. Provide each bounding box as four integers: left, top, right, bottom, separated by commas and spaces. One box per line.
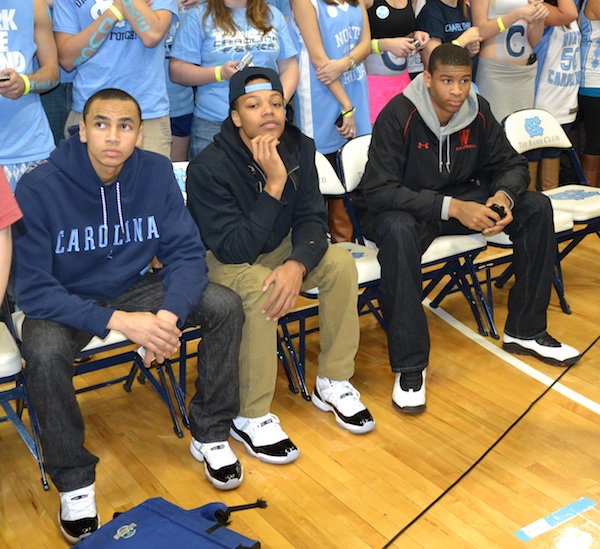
335, 113, 343, 127
490, 203, 507, 219
0, 75, 10, 81
237, 52, 254, 71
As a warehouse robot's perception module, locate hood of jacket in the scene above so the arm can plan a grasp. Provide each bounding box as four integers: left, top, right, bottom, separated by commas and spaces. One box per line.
403, 73, 479, 173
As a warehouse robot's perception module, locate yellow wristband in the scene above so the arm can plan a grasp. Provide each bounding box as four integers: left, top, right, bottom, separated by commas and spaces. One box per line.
215, 65, 223, 83
451, 39, 461, 47
107, 4, 124, 22
497, 17, 506, 33
19, 73, 31, 96
342, 107, 355, 118
371, 39, 382, 55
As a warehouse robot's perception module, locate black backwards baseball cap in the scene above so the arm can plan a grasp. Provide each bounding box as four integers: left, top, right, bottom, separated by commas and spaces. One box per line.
229, 67, 284, 108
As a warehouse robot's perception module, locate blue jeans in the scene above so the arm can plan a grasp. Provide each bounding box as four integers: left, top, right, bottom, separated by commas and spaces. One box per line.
189, 117, 223, 159
40, 83, 73, 147
20, 273, 243, 492
360, 189, 556, 372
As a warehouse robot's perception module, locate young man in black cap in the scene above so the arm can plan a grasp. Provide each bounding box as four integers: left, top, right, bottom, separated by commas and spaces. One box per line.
186, 67, 375, 466
353, 44, 580, 415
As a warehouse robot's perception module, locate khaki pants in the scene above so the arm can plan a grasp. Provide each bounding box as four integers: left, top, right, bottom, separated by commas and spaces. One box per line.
65, 111, 172, 158
206, 236, 359, 417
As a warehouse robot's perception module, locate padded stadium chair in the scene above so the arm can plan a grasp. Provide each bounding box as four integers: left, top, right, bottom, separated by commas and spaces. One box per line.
0, 308, 48, 489
503, 108, 588, 185
499, 108, 598, 313
277, 152, 384, 400
336, 134, 496, 338
172, 161, 189, 203
483, 209, 574, 317
10, 310, 189, 438
170, 161, 204, 404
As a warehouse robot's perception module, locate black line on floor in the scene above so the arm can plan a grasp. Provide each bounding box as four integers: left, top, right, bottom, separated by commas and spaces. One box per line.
382, 333, 600, 548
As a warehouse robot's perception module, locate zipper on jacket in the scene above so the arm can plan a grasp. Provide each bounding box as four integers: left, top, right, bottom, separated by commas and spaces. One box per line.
249, 163, 300, 192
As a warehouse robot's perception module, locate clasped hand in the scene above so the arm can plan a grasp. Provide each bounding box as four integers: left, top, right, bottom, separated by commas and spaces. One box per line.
449, 194, 513, 237
108, 310, 181, 368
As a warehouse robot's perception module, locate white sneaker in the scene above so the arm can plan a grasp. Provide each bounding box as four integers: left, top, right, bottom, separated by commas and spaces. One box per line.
58, 483, 100, 544
503, 332, 580, 366
392, 370, 426, 414
312, 377, 375, 434
230, 414, 299, 465
190, 439, 243, 490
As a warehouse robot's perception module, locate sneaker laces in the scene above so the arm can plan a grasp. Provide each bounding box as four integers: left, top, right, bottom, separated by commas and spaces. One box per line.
236, 414, 288, 446
535, 332, 561, 347
197, 441, 238, 469
399, 371, 423, 391
60, 485, 97, 521
317, 379, 366, 415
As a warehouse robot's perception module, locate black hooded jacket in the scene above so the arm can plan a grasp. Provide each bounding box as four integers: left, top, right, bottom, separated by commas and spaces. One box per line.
353, 74, 529, 222
186, 118, 329, 275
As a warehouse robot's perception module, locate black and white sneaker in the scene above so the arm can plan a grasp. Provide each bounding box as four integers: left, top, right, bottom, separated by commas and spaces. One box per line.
230, 414, 299, 465
59, 482, 100, 544
312, 377, 375, 434
190, 439, 243, 490
392, 370, 426, 414
503, 332, 580, 366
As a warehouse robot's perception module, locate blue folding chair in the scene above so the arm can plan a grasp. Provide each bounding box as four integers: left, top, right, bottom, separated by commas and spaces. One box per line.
277, 152, 384, 400
491, 108, 597, 315
0, 312, 48, 490
337, 134, 496, 338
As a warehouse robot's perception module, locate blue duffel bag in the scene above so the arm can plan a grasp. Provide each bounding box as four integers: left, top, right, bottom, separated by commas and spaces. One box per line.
76, 497, 265, 548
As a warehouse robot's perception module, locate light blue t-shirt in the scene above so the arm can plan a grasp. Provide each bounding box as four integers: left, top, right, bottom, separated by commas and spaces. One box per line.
171, 4, 296, 122
290, 0, 370, 154
53, 0, 178, 118
267, 0, 291, 19
0, 1, 55, 165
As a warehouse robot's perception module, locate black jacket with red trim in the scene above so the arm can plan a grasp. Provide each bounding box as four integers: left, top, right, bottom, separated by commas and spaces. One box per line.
353, 75, 528, 222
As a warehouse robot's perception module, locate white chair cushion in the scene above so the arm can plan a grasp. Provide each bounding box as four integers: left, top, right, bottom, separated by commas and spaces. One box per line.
422, 234, 486, 266
12, 311, 129, 354
355, 234, 486, 267
543, 185, 600, 222
0, 322, 23, 378
334, 242, 381, 284
487, 208, 574, 246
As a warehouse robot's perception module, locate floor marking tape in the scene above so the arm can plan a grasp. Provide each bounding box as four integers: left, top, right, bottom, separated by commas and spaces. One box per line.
514, 497, 597, 541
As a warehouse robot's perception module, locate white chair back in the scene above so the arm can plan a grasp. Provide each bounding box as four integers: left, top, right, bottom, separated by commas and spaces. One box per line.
338, 134, 372, 192
0, 322, 22, 378
172, 161, 189, 203
503, 109, 572, 154
314, 152, 346, 195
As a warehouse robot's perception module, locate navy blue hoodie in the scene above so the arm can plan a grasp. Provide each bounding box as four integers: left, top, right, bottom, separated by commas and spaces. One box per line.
12, 134, 208, 338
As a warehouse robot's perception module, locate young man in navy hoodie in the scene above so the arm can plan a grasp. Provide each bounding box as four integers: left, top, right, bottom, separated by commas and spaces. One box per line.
353, 44, 580, 414
12, 89, 244, 544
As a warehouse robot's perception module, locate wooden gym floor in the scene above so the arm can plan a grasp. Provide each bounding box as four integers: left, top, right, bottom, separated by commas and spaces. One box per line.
1, 234, 599, 548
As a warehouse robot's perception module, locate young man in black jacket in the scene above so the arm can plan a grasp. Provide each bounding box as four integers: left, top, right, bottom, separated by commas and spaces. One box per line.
354, 44, 580, 414
186, 68, 375, 465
